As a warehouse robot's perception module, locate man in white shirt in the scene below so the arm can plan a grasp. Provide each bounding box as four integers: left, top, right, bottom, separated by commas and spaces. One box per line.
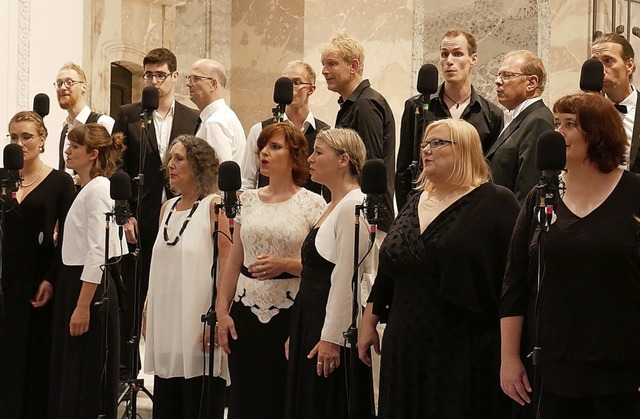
591, 33, 640, 172
187, 59, 246, 164
240, 60, 329, 193
55, 62, 115, 172
486, 50, 554, 201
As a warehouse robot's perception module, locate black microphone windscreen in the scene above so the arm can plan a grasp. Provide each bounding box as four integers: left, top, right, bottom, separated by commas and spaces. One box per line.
110, 171, 132, 200
416, 64, 439, 96
579, 58, 604, 92
33, 93, 50, 118
141, 86, 160, 111
361, 159, 387, 194
4, 144, 24, 170
633, 27, 640, 38
536, 131, 566, 171
273, 77, 293, 105
218, 161, 242, 192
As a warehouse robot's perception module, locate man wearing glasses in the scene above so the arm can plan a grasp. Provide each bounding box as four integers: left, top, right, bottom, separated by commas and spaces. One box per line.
395, 29, 503, 209
187, 58, 246, 164
486, 50, 554, 202
113, 47, 199, 382
240, 60, 329, 194
55, 62, 115, 173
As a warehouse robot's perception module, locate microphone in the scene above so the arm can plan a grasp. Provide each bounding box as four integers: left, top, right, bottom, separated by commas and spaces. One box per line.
579, 58, 604, 92
633, 27, 640, 39
416, 63, 439, 108
110, 171, 132, 227
593, 30, 604, 41
360, 160, 387, 241
140, 86, 159, 127
32, 93, 50, 118
217, 160, 242, 236
535, 131, 566, 229
1, 144, 24, 197
272, 77, 293, 122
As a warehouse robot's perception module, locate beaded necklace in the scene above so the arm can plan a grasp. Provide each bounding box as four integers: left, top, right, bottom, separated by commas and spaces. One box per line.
163, 195, 203, 246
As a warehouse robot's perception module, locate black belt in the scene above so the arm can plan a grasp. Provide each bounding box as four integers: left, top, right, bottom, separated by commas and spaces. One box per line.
241, 265, 297, 280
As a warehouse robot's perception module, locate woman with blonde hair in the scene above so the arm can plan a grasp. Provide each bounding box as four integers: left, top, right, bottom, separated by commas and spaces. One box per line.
359, 119, 519, 418
285, 128, 375, 419
0, 111, 75, 418
48, 122, 127, 419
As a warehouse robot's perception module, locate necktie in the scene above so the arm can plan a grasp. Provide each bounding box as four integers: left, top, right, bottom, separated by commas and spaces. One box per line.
614, 103, 628, 114
194, 117, 202, 135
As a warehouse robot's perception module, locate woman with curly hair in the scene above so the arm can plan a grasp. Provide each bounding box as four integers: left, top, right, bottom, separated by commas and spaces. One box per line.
144, 135, 230, 419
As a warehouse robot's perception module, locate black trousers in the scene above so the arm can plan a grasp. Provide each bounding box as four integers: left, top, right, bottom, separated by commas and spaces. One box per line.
540, 390, 640, 419
153, 375, 226, 419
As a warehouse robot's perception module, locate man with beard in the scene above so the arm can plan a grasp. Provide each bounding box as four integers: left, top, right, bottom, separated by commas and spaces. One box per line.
55, 62, 115, 173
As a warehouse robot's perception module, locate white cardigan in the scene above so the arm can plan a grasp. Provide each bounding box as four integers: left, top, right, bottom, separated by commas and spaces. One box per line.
315, 188, 376, 345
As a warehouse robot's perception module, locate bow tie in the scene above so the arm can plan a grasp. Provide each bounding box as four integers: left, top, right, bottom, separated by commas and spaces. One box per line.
614, 103, 628, 114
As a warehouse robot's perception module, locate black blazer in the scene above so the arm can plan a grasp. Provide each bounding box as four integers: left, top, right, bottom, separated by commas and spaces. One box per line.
486, 100, 554, 202
113, 100, 199, 243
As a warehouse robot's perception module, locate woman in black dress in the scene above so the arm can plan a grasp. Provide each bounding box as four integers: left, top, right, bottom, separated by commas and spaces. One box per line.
286, 128, 375, 419
501, 92, 640, 418
48, 123, 127, 419
359, 119, 519, 418
0, 111, 75, 418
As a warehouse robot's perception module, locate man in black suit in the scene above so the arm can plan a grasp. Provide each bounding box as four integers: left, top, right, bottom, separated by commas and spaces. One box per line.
486, 50, 554, 201
113, 48, 199, 380
591, 33, 640, 172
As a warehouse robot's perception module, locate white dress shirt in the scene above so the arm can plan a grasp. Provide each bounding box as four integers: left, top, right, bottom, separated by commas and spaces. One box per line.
195, 98, 246, 164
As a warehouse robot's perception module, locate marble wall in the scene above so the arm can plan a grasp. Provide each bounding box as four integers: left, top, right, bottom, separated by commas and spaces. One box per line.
5, 0, 640, 169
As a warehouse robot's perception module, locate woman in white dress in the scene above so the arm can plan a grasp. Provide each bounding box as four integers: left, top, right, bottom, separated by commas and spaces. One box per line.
216, 123, 326, 419
144, 135, 230, 419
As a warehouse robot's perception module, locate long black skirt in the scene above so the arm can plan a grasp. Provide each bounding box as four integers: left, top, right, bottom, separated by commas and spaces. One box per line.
227, 302, 291, 419
48, 264, 120, 419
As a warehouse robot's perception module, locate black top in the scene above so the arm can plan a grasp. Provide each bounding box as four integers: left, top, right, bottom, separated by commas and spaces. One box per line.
501, 170, 640, 395
336, 79, 396, 232
395, 84, 503, 209
369, 183, 519, 418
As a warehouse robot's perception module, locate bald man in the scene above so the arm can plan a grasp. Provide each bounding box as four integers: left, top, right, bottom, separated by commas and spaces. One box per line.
187, 59, 246, 163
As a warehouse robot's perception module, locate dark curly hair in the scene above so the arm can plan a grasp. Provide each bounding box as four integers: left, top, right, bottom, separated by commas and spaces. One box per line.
256, 122, 310, 186
163, 135, 219, 196
553, 92, 627, 173
67, 123, 125, 178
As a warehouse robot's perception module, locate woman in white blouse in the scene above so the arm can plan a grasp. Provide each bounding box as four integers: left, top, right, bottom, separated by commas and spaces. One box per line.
285, 128, 375, 419
48, 123, 127, 419
216, 123, 325, 419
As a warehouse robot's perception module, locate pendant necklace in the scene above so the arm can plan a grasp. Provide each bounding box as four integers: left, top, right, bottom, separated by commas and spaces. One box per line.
443, 91, 472, 109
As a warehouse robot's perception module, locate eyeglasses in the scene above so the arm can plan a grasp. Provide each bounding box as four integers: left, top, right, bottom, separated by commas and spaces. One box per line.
292, 80, 313, 88
185, 75, 214, 84
421, 138, 454, 149
53, 79, 84, 89
143, 72, 174, 82
494, 71, 531, 81
7, 133, 42, 144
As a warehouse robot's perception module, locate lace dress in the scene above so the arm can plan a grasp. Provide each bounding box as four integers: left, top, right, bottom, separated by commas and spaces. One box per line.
227, 188, 325, 419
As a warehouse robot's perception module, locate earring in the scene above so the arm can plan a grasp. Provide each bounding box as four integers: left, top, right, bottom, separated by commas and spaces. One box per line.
39, 143, 45, 153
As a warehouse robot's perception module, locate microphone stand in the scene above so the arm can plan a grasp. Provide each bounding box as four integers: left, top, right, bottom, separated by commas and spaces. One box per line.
200, 202, 223, 419
409, 96, 431, 185
118, 109, 154, 416
97, 210, 114, 419
530, 178, 564, 419
0, 175, 21, 325
272, 102, 286, 123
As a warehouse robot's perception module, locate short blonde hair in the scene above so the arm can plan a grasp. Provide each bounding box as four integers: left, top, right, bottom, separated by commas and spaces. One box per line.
286, 60, 317, 84
321, 33, 365, 75
58, 62, 87, 82
316, 128, 367, 179
416, 119, 489, 191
